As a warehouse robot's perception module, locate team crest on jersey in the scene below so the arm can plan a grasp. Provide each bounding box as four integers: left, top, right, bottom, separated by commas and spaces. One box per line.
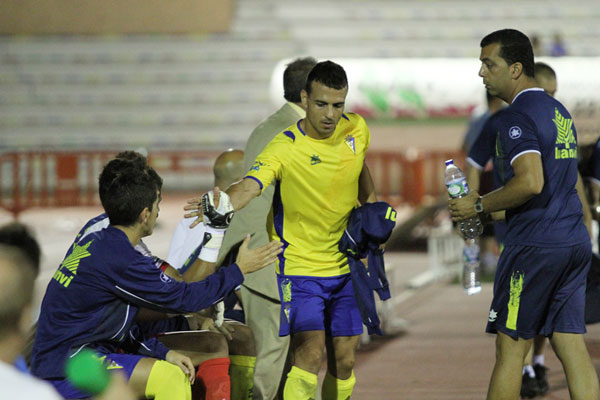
345, 135, 356, 154
553, 107, 577, 159
310, 154, 321, 165
508, 126, 522, 139
159, 272, 171, 283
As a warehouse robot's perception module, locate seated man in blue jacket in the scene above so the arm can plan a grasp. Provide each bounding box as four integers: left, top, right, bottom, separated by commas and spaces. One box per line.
30, 157, 282, 400
75, 150, 257, 399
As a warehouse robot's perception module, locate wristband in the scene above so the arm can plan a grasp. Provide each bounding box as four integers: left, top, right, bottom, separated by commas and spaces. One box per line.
198, 226, 225, 262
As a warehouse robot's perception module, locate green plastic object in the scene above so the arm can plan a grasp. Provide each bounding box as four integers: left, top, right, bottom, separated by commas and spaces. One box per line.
65, 349, 110, 395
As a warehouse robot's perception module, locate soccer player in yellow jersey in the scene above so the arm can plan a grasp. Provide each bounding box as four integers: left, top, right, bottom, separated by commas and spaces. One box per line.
188, 61, 377, 399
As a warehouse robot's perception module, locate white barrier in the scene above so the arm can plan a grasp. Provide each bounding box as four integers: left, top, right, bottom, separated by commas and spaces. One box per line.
270, 57, 600, 119
409, 226, 463, 289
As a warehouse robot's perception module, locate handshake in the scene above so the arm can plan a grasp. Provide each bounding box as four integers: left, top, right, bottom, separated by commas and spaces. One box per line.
184, 187, 234, 230
201, 189, 234, 229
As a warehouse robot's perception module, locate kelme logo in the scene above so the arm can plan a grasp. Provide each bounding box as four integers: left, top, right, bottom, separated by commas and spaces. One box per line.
508, 126, 522, 139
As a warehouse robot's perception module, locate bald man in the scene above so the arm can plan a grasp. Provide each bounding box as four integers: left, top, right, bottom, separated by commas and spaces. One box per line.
166, 149, 257, 400
167, 149, 245, 270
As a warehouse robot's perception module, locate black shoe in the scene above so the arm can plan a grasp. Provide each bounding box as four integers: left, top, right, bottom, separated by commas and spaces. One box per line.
533, 364, 549, 395
521, 372, 540, 398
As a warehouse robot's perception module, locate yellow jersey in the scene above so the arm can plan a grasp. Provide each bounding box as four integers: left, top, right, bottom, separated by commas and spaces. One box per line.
245, 112, 370, 276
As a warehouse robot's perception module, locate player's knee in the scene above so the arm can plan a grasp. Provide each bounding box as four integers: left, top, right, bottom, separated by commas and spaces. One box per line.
146, 360, 191, 399
229, 323, 255, 356
296, 346, 325, 369
335, 353, 356, 374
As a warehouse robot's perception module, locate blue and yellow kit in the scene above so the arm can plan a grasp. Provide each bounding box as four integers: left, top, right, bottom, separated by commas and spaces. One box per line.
245, 113, 370, 277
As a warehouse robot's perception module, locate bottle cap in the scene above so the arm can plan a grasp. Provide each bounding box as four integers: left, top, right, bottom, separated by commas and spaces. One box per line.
65, 349, 110, 395
445, 159, 454, 166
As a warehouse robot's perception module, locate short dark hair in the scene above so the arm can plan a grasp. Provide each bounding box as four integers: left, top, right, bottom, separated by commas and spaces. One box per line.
99, 159, 162, 226
283, 57, 318, 102
305, 61, 348, 95
0, 223, 41, 274
534, 62, 556, 79
115, 150, 148, 168
480, 29, 535, 78
98, 152, 162, 207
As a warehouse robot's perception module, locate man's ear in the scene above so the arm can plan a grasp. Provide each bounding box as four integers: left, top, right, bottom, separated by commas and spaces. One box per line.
511, 62, 523, 80
300, 89, 308, 109
139, 207, 150, 225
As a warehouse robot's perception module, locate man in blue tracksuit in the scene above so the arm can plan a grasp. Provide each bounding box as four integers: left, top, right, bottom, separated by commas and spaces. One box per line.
30, 157, 282, 399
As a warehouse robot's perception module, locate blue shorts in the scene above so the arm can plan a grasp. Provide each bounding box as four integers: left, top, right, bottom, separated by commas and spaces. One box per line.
486, 242, 591, 339
277, 274, 363, 337
48, 352, 144, 399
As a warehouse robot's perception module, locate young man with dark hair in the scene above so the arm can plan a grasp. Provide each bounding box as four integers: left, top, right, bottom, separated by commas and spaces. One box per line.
30, 157, 282, 399
187, 60, 378, 399
214, 57, 317, 400
73, 152, 260, 400
450, 29, 599, 400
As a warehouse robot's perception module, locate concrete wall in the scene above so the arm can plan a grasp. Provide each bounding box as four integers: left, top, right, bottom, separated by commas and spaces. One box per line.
0, 0, 233, 34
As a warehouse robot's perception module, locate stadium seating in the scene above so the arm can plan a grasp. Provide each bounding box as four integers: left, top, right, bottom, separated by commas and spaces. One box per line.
1, 0, 599, 150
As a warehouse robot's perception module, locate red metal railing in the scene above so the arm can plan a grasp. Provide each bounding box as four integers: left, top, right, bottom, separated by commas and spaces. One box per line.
366, 149, 464, 206
0, 150, 463, 217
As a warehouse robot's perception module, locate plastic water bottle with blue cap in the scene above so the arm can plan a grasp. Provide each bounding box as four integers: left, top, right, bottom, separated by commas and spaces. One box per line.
444, 159, 482, 295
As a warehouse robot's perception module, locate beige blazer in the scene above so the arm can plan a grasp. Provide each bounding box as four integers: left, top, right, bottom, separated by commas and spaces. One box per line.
217, 102, 303, 300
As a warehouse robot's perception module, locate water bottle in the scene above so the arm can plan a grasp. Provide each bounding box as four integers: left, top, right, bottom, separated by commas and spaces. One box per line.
462, 238, 482, 295
445, 159, 483, 295
444, 159, 483, 239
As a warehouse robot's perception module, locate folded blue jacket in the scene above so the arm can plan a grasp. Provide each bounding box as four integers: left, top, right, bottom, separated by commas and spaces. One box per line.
339, 202, 396, 335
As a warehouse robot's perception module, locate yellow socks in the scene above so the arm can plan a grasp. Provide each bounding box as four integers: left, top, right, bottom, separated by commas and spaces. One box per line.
321, 370, 356, 400
229, 355, 255, 400
283, 366, 318, 400
145, 360, 191, 400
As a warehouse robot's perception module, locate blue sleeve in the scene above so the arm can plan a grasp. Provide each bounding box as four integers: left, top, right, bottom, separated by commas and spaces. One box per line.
496, 110, 540, 165
110, 254, 244, 314
467, 116, 497, 168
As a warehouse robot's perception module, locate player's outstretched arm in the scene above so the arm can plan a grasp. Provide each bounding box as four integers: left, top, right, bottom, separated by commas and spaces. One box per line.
182, 259, 217, 283
184, 179, 261, 228
236, 234, 282, 274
